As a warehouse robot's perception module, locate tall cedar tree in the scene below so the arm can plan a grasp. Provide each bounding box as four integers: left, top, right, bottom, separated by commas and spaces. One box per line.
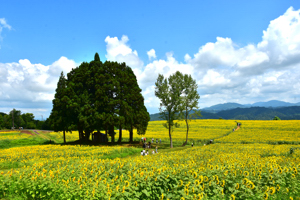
179, 73, 201, 146
155, 72, 183, 148
50, 71, 70, 143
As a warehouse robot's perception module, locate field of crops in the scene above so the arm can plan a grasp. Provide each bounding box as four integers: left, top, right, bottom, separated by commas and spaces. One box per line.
0, 119, 300, 199
0, 131, 31, 140
215, 120, 300, 144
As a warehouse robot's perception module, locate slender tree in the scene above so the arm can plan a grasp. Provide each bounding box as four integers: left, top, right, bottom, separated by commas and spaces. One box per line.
179, 74, 201, 146
155, 72, 183, 148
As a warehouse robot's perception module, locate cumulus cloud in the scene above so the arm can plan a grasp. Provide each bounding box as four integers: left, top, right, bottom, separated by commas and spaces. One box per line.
105, 35, 144, 69
0, 57, 77, 118
147, 49, 156, 60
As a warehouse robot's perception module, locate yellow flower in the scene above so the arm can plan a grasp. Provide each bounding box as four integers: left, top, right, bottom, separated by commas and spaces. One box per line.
242, 178, 248, 185
235, 183, 239, 190
264, 192, 268, 200
179, 180, 183, 186
268, 175, 272, 181
204, 176, 209, 182
125, 181, 130, 187
193, 172, 197, 178
244, 171, 249, 176
276, 184, 280, 191
270, 187, 276, 195
230, 194, 235, 200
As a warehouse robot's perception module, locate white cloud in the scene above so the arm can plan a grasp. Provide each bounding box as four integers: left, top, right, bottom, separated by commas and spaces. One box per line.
0, 57, 77, 118
147, 49, 156, 60
104, 7, 300, 111
0, 18, 12, 46
0, 18, 12, 32
105, 35, 144, 69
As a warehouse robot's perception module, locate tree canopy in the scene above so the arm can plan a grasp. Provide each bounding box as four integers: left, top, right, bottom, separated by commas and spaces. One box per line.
155, 71, 200, 148
155, 71, 184, 148
50, 53, 149, 143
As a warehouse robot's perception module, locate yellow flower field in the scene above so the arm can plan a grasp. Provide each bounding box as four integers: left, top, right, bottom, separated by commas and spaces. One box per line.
0, 143, 299, 199
1, 120, 300, 199
0, 131, 31, 140
216, 120, 300, 143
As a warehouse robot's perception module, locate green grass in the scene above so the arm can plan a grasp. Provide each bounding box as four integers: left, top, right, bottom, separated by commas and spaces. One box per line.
0, 137, 49, 149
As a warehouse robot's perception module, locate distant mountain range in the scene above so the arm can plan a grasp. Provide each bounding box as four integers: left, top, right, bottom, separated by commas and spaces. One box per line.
202, 100, 300, 113
150, 100, 300, 121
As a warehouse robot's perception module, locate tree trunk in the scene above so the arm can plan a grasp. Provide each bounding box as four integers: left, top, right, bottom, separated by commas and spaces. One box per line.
117, 124, 122, 144
63, 130, 66, 144
182, 119, 189, 146
109, 125, 115, 144
169, 114, 173, 148
105, 128, 108, 144
129, 124, 133, 143
85, 131, 90, 142
78, 128, 84, 142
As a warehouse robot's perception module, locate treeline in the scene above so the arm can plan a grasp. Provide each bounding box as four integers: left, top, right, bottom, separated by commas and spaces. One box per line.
0, 109, 51, 130
49, 53, 149, 143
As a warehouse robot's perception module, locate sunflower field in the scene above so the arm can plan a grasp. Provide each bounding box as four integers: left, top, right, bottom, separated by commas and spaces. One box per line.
0, 119, 300, 199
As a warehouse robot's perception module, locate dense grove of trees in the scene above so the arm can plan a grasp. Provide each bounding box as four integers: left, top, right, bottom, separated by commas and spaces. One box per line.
0, 109, 51, 130
49, 53, 150, 143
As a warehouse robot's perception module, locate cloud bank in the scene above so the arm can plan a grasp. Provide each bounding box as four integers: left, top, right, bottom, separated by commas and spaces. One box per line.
104, 7, 300, 112
1, 7, 300, 118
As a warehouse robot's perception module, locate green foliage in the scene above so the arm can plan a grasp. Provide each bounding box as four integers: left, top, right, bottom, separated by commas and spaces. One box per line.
49, 53, 149, 143
178, 73, 201, 145
94, 52, 100, 61
273, 116, 281, 120
155, 71, 201, 147
155, 71, 184, 148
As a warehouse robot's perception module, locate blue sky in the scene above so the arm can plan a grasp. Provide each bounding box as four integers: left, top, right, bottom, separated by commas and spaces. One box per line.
1, 0, 300, 119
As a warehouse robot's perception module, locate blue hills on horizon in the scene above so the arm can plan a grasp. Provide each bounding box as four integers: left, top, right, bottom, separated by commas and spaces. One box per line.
149, 100, 300, 121
202, 100, 300, 112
